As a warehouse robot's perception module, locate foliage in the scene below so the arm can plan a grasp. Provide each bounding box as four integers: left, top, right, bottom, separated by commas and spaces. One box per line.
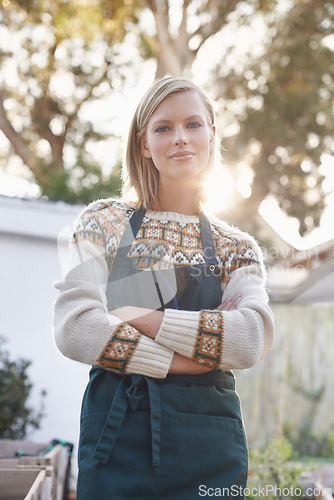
0, 337, 46, 439
0, 0, 136, 202
247, 438, 306, 499
0, 0, 333, 234
38, 157, 122, 204
210, 0, 334, 235
284, 424, 334, 460
135, 0, 334, 236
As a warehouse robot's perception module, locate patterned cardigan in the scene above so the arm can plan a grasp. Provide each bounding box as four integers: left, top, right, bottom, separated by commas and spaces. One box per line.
53, 199, 274, 378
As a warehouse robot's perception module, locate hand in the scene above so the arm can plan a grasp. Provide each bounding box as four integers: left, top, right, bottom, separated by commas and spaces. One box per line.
216, 295, 242, 311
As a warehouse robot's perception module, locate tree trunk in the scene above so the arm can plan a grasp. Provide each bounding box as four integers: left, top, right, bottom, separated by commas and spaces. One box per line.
150, 0, 242, 78
0, 91, 41, 179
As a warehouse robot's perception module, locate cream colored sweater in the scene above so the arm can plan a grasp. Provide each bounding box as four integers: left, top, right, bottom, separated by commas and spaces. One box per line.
53, 199, 274, 378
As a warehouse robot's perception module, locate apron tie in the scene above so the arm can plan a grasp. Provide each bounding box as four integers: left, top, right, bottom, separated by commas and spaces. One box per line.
93, 374, 161, 467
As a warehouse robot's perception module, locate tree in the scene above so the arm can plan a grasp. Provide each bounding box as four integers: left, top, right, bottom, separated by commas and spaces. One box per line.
210, 0, 334, 235
0, 0, 277, 204
1, 0, 333, 236
132, 0, 334, 236
0, 0, 142, 202
0, 337, 46, 439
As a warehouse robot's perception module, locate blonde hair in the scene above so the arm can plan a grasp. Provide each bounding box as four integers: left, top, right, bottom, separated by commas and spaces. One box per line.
122, 76, 216, 210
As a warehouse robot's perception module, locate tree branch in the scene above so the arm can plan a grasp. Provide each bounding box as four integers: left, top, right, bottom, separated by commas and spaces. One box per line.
192, 0, 240, 49
181, 0, 191, 29
150, 0, 183, 75
64, 58, 113, 137
0, 90, 39, 175
179, 0, 192, 47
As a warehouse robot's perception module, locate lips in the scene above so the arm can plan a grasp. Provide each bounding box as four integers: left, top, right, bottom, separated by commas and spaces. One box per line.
169, 151, 195, 159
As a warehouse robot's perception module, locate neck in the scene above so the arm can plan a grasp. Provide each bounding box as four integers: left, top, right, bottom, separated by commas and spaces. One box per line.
156, 178, 201, 215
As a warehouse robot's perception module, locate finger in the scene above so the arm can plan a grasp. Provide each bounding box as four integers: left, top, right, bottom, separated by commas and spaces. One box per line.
230, 295, 242, 307
216, 295, 242, 311
218, 298, 233, 309
216, 298, 234, 311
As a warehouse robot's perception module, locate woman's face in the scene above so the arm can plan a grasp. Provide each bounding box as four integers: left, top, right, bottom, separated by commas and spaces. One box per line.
140, 90, 214, 183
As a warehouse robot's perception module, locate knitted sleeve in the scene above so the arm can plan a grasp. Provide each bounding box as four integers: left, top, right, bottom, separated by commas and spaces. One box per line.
53, 204, 173, 378
155, 233, 274, 370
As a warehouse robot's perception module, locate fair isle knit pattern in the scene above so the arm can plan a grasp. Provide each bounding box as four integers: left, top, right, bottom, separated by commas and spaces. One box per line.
98, 324, 141, 373
193, 310, 224, 368
72, 199, 261, 284
54, 198, 274, 377
72, 200, 135, 271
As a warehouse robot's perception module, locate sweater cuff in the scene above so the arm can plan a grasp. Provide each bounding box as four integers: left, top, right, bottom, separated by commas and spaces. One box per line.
155, 309, 200, 357
126, 335, 174, 378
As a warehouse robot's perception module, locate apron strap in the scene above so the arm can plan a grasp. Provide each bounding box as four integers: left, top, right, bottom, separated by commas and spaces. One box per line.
94, 374, 161, 467
93, 376, 129, 465
146, 377, 162, 466
130, 206, 146, 238
199, 212, 217, 266
156, 370, 235, 390
115, 207, 146, 253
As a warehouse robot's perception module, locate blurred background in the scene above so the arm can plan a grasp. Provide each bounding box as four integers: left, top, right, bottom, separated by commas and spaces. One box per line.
0, 0, 334, 494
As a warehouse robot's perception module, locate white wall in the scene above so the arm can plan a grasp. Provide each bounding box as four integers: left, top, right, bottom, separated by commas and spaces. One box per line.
0, 196, 89, 477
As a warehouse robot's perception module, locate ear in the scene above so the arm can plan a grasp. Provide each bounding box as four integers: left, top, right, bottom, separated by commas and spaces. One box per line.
138, 134, 152, 159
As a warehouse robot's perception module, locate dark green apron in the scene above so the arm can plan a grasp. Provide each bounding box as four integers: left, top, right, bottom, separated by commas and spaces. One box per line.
77, 209, 248, 500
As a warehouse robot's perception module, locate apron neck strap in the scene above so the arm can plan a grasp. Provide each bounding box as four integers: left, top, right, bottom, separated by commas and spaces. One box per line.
199, 212, 216, 265
129, 206, 146, 238
117, 207, 146, 249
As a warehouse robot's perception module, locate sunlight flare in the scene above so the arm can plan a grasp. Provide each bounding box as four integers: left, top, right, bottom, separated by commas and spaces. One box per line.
203, 165, 235, 214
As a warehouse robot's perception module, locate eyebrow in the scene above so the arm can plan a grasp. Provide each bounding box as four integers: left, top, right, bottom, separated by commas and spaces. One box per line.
151, 115, 204, 127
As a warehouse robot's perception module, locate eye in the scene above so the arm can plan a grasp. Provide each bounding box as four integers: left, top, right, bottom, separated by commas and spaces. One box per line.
155, 126, 170, 133
188, 121, 202, 129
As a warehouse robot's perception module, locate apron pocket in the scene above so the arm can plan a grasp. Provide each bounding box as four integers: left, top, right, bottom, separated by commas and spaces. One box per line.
78, 412, 159, 500
159, 411, 248, 498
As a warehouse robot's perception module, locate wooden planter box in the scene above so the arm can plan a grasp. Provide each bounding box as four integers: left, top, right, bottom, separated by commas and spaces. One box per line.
0, 467, 52, 500
0, 440, 72, 500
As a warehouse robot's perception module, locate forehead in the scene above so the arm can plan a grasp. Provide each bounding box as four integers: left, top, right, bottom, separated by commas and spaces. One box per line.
149, 90, 209, 122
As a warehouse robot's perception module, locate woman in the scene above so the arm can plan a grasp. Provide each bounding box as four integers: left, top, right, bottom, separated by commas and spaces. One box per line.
53, 77, 274, 499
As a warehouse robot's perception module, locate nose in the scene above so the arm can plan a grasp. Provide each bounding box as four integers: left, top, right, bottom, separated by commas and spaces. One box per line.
173, 126, 188, 146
